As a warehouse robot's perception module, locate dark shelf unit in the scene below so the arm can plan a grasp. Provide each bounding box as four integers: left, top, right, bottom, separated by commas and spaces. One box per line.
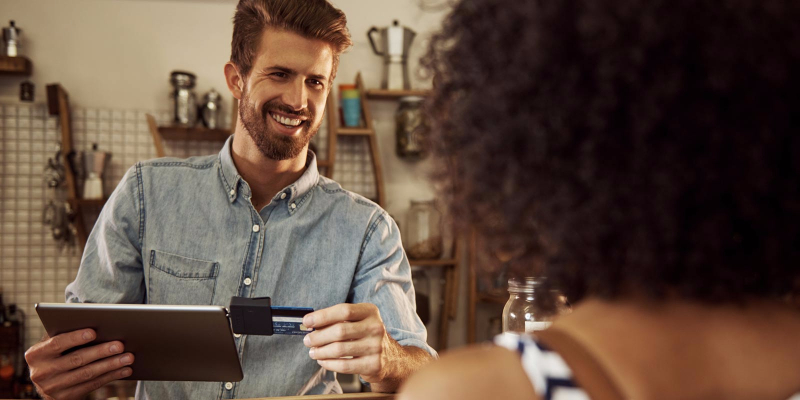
0, 56, 32, 76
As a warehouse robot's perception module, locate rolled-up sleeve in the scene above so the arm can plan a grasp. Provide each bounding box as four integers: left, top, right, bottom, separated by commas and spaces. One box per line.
65, 163, 145, 304
349, 211, 438, 358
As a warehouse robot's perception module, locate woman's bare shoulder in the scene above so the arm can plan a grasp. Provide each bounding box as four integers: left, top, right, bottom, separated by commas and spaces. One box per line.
397, 344, 539, 400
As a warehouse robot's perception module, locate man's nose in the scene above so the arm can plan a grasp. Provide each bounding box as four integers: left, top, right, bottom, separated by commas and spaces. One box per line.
282, 78, 308, 112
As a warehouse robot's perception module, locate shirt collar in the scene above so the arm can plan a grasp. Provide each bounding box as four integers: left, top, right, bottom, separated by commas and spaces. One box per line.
217, 135, 319, 212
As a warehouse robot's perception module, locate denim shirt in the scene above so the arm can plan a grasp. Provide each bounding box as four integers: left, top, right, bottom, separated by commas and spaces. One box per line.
65, 136, 435, 399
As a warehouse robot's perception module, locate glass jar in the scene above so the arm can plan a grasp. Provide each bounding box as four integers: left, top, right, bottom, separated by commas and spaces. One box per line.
395, 96, 427, 159
502, 277, 569, 334
170, 70, 197, 126
405, 199, 442, 259
199, 88, 222, 129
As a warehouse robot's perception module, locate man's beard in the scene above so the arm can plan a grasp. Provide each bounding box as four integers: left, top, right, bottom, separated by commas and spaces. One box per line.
239, 89, 319, 161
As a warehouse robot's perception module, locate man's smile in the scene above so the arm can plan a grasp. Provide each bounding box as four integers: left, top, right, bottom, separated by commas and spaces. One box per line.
269, 111, 306, 128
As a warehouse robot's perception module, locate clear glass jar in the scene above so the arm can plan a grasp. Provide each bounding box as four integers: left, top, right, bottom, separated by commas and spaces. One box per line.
502, 277, 569, 334
170, 70, 197, 127
405, 199, 442, 259
395, 96, 427, 159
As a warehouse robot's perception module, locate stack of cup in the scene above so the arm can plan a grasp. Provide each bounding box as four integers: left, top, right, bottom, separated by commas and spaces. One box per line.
340, 84, 361, 127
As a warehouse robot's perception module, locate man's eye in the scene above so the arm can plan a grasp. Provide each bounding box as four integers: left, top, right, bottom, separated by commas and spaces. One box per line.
308, 79, 324, 88
271, 72, 287, 78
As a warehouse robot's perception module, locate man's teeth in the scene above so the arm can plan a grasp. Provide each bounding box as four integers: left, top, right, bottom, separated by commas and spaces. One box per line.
271, 113, 302, 127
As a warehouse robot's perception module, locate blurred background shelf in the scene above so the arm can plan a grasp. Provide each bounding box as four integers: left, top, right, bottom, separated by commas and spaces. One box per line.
365, 89, 429, 100
0, 55, 32, 76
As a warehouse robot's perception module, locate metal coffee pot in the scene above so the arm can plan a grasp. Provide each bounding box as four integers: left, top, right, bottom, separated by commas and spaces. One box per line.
3, 20, 21, 57
368, 20, 416, 90
81, 143, 111, 200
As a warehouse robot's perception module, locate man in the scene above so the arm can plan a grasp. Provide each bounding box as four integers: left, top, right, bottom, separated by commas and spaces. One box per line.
24, 0, 435, 398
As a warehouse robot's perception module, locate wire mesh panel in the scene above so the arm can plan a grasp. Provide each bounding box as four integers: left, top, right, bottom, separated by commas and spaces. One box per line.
0, 102, 375, 349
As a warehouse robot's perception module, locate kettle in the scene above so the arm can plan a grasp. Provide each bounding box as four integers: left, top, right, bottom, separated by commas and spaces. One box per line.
367, 20, 416, 90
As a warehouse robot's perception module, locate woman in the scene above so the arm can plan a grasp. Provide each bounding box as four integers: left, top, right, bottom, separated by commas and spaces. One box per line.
399, 0, 800, 399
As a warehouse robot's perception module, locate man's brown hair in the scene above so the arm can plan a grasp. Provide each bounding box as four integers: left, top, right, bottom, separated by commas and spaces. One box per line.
231, 0, 352, 82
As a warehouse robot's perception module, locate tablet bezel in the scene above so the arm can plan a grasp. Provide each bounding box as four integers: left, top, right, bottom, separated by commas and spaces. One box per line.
35, 303, 243, 382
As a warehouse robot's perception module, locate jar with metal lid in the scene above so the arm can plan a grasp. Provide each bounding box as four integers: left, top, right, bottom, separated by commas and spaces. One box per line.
502, 277, 570, 334
170, 70, 197, 126
405, 199, 442, 259
199, 88, 223, 129
395, 96, 427, 159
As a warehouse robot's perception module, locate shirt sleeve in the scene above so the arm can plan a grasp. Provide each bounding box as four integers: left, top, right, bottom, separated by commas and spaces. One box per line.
65, 163, 146, 304
349, 210, 438, 358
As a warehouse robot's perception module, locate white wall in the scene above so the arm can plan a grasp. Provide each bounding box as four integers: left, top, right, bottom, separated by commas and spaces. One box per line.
0, 0, 473, 349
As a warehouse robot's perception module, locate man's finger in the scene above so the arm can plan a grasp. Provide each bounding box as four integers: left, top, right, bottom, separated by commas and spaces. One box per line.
303, 321, 369, 348
303, 303, 377, 329
317, 355, 380, 377
26, 329, 96, 362
309, 337, 380, 360
56, 366, 132, 400
53, 341, 124, 374
46, 353, 134, 393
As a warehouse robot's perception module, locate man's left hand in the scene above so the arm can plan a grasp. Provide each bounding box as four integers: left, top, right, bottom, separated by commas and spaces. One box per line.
302, 303, 428, 390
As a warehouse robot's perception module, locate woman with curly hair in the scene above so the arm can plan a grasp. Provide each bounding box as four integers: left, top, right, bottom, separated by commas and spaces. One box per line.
399, 0, 800, 399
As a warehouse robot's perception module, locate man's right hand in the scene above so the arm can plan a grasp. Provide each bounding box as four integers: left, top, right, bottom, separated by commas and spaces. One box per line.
25, 328, 134, 400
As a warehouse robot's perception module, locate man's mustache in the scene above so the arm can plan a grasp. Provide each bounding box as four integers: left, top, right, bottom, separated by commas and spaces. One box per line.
260, 101, 312, 120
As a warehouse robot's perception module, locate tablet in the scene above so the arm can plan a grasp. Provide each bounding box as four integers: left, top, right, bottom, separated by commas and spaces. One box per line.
35, 303, 243, 382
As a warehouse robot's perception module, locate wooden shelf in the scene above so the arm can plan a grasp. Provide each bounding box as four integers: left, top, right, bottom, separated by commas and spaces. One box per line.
317, 160, 331, 168
409, 258, 459, 267
158, 126, 232, 141
477, 292, 508, 305
366, 89, 430, 100
336, 127, 373, 136
0, 56, 32, 76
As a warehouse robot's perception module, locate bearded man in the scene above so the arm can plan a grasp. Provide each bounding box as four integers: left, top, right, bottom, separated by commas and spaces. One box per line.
24, 1, 434, 398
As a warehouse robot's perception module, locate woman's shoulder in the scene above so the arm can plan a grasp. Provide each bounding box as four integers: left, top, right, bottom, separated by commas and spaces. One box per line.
398, 342, 539, 400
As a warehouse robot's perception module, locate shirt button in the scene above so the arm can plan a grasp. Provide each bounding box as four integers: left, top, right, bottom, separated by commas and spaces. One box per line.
280, 192, 287, 200
233, 333, 241, 338
252, 224, 260, 232
290, 203, 297, 210
229, 189, 235, 196
225, 382, 233, 390
244, 277, 252, 286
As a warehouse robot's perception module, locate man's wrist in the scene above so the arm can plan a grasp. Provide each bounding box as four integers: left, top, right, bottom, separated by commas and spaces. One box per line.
367, 340, 433, 393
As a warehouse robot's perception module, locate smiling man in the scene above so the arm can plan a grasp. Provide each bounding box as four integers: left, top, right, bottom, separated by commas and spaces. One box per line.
24, 1, 435, 399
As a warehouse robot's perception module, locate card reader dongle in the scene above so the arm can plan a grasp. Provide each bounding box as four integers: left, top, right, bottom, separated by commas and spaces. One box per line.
229, 296, 274, 335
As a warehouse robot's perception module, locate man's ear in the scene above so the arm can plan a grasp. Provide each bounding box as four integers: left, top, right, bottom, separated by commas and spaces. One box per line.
224, 62, 245, 100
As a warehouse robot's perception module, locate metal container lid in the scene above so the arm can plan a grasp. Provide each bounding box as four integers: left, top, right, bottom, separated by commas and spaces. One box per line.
170, 70, 197, 89
3, 20, 21, 41
203, 88, 221, 102
399, 96, 425, 103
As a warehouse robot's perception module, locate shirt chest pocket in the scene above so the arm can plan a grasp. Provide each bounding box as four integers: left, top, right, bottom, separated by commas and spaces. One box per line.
148, 250, 220, 305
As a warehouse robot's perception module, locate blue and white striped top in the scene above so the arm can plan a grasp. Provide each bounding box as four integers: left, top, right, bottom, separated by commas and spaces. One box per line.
495, 332, 590, 400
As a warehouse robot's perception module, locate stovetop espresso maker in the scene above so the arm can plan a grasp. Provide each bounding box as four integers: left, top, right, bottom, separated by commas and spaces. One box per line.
368, 20, 417, 90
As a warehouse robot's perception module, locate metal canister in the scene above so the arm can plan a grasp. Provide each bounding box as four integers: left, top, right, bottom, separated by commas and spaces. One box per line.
395, 96, 427, 159
3, 20, 21, 57
170, 71, 197, 126
199, 89, 222, 129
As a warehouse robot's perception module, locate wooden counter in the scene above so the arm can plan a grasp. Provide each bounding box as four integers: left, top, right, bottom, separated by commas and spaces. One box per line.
244, 393, 394, 400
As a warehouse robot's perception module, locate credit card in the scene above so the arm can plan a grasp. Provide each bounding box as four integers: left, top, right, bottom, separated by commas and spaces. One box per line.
271, 306, 314, 335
